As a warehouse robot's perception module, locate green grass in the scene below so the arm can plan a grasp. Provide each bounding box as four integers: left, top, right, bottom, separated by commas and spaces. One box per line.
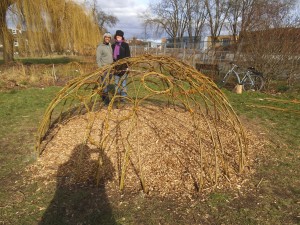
0, 87, 299, 224
219, 90, 300, 224
0, 56, 76, 65
0, 87, 61, 178
225, 90, 300, 148
16, 57, 76, 65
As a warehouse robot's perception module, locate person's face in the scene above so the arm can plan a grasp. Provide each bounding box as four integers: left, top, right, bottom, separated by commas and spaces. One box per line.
104, 36, 111, 44
116, 35, 122, 41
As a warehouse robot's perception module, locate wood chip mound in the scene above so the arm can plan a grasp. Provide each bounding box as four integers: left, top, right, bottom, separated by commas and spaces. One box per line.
29, 105, 267, 197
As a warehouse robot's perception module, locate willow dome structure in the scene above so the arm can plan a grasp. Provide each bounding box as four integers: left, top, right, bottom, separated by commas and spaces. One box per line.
36, 54, 248, 194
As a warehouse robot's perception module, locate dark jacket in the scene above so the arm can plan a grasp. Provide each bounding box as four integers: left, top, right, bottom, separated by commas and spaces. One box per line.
112, 42, 131, 61
112, 42, 131, 76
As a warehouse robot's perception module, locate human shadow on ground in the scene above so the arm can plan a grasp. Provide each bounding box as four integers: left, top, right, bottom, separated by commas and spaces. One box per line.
39, 144, 117, 225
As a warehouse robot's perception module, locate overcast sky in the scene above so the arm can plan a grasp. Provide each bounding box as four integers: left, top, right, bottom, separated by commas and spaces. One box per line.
85, 0, 150, 39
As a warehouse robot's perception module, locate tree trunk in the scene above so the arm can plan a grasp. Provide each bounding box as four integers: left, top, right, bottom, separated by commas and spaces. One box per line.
0, 26, 14, 63
0, 0, 14, 63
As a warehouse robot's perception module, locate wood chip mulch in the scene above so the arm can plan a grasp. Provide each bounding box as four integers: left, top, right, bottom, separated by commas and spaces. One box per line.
26, 105, 269, 198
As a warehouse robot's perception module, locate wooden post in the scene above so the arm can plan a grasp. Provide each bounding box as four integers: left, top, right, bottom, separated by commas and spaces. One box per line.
235, 84, 243, 94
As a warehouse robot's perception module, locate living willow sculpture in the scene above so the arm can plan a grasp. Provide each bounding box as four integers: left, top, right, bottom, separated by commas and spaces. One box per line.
36, 55, 248, 193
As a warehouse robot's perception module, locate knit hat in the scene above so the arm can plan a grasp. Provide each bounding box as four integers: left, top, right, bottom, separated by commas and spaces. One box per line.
103, 32, 112, 38
115, 30, 124, 38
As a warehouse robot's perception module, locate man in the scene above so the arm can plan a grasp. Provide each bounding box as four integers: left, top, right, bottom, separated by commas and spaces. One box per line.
96, 32, 113, 105
112, 30, 131, 102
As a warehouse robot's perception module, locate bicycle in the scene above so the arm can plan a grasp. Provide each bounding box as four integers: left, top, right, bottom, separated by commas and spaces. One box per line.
219, 63, 264, 91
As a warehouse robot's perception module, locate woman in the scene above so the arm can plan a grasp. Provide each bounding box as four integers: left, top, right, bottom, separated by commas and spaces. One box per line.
96, 32, 113, 105
112, 30, 131, 101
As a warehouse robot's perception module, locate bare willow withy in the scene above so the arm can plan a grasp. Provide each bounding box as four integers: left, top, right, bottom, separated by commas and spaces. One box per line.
36, 54, 248, 193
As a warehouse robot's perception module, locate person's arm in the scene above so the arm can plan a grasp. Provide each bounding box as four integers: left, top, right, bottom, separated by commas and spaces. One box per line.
96, 45, 103, 67
125, 43, 131, 58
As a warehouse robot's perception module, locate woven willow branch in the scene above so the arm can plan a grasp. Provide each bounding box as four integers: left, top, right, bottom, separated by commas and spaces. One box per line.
35, 54, 248, 192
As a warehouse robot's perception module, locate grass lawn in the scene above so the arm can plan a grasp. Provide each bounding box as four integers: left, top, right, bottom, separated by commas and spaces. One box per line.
0, 56, 78, 65
0, 86, 299, 224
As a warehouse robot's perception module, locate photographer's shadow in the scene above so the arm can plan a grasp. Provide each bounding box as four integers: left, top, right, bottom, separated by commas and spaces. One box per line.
39, 144, 117, 225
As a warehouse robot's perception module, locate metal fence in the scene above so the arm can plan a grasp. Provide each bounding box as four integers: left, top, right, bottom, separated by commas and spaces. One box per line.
131, 45, 234, 62
130, 44, 235, 76
129, 42, 300, 85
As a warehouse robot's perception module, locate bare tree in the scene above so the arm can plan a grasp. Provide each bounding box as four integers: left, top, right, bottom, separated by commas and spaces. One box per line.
144, 0, 189, 46
204, 0, 231, 49
232, 0, 300, 89
89, 0, 118, 32
96, 9, 119, 32
256, 0, 297, 29
226, 0, 297, 37
240, 27, 300, 89
186, 0, 208, 48
0, 0, 100, 63
226, 0, 244, 43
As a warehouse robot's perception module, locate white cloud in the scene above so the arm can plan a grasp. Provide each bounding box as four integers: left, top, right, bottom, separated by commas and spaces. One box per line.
101, 0, 149, 38
80, 0, 149, 38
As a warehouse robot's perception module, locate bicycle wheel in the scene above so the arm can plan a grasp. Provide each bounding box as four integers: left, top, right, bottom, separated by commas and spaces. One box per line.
218, 72, 238, 90
243, 74, 264, 91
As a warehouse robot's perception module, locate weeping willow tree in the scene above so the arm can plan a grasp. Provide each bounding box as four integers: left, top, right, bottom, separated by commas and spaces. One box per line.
0, 0, 101, 63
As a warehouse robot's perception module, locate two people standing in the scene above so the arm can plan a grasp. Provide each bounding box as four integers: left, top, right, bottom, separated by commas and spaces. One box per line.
96, 30, 131, 104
